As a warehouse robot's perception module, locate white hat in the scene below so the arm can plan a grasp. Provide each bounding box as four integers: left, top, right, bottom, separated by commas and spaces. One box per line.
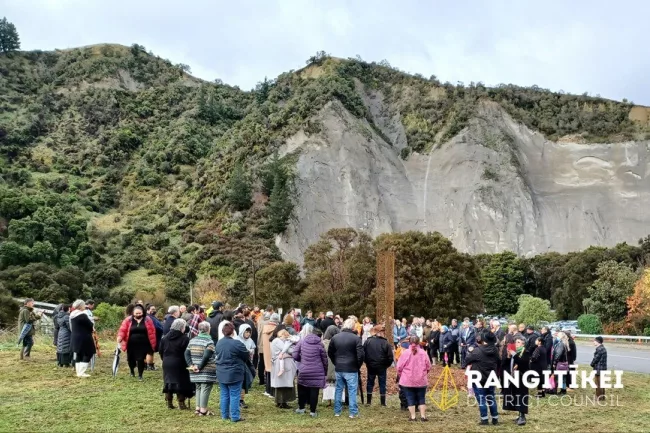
326, 311, 334, 317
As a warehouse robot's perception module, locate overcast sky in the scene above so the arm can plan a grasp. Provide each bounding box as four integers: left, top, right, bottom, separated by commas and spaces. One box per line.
3, 0, 649, 104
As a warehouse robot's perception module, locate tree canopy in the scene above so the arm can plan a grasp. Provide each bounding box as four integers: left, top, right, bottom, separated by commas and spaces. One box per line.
0, 17, 20, 53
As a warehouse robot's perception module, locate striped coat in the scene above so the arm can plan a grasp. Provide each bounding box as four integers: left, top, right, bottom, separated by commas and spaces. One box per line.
186, 333, 217, 383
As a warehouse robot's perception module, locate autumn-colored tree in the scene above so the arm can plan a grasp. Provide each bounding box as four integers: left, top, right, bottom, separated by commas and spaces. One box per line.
626, 268, 650, 334
194, 277, 227, 307
302, 228, 375, 317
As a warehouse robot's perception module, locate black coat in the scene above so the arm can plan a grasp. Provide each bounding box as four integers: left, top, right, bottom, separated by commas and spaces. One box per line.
464, 343, 499, 386
363, 335, 394, 372
460, 327, 476, 347
206, 310, 223, 342
568, 338, 577, 364
319, 317, 335, 333
162, 314, 175, 336
159, 330, 194, 397
552, 341, 568, 368
439, 331, 454, 353
328, 328, 364, 373
428, 330, 440, 352
503, 351, 530, 414
590, 345, 607, 372
530, 345, 548, 372
525, 331, 540, 356
541, 331, 553, 362
70, 311, 96, 359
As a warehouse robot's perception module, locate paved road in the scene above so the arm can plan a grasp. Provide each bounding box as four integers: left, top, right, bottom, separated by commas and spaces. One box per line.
575, 342, 650, 374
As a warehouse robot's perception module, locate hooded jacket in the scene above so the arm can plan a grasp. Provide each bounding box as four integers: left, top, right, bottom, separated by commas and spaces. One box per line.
236, 323, 256, 354
293, 333, 327, 388
364, 335, 394, 372
207, 309, 224, 342
464, 343, 499, 386
397, 344, 431, 387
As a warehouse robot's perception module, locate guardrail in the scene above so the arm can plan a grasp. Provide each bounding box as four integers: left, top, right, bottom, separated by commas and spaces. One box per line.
574, 333, 650, 343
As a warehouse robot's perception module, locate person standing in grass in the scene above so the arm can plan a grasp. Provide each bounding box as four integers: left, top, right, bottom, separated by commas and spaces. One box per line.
262, 313, 280, 397
590, 336, 608, 401
159, 318, 194, 410
117, 304, 157, 381
56, 305, 73, 367
464, 330, 500, 426
293, 325, 328, 417
146, 304, 163, 371
186, 321, 218, 416
216, 322, 252, 422
397, 335, 431, 422
70, 300, 95, 378
271, 329, 298, 409
18, 298, 41, 360
363, 325, 393, 407
328, 318, 364, 419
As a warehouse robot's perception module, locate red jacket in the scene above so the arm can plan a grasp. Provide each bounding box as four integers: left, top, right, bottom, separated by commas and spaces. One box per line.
118, 316, 157, 352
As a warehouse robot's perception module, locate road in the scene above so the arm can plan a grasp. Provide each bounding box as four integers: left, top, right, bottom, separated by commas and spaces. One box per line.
575, 341, 650, 374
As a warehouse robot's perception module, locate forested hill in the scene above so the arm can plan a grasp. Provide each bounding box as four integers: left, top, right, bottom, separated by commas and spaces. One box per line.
1, 44, 649, 318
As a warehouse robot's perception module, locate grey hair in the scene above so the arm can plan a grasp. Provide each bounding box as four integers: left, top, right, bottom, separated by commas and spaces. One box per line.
171, 318, 186, 332
198, 321, 211, 334
515, 336, 526, 344
299, 323, 314, 338
342, 318, 356, 330
168, 305, 179, 314
72, 299, 85, 310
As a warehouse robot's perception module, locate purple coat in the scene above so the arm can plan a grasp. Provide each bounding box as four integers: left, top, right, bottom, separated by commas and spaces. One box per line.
293, 334, 328, 388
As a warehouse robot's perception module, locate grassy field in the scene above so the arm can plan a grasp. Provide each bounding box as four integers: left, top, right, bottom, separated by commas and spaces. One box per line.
1, 339, 650, 433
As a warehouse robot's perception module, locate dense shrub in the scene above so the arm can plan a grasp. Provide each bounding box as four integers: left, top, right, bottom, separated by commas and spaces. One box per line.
577, 314, 603, 334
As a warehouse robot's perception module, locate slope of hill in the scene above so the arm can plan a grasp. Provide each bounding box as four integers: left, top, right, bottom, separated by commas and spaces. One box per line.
1, 45, 649, 304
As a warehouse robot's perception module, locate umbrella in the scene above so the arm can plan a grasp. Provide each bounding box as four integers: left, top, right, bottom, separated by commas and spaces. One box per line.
111, 344, 121, 377
17, 324, 32, 345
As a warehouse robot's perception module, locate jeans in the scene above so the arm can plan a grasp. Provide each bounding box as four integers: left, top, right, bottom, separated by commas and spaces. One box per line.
219, 382, 242, 421
366, 369, 387, 395
473, 385, 498, 420
195, 383, 213, 409
298, 384, 320, 413
335, 371, 358, 416
23, 335, 34, 356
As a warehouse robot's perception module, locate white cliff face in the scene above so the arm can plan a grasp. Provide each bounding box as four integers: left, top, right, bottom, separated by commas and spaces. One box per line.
277, 99, 650, 264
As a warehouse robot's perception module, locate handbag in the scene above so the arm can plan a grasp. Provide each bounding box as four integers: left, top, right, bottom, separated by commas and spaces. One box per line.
556, 361, 569, 371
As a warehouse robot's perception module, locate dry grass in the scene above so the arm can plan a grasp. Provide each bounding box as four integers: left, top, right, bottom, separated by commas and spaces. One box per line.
1, 339, 649, 433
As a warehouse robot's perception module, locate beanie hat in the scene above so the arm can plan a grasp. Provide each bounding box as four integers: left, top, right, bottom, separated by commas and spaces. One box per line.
326, 311, 334, 317
270, 313, 281, 323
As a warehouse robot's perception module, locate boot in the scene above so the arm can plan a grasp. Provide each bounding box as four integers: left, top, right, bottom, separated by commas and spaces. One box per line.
178, 396, 189, 410
165, 393, 175, 409
77, 362, 90, 377
19, 347, 25, 360
517, 413, 526, 426
380, 395, 386, 407
366, 394, 372, 406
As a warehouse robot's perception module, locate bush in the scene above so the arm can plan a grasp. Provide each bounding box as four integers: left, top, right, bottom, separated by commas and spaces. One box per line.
643, 326, 650, 337
577, 314, 603, 334
92, 302, 125, 331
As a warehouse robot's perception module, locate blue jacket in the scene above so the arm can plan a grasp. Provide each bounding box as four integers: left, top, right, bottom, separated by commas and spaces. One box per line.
439, 332, 454, 353
162, 314, 175, 336
215, 336, 253, 386
450, 325, 460, 343
460, 326, 476, 347
393, 325, 408, 343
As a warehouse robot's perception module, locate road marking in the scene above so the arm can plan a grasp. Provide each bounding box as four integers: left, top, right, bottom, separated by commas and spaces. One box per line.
608, 354, 650, 360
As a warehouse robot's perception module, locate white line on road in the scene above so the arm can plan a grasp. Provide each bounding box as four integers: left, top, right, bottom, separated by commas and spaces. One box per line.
607, 354, 650, 360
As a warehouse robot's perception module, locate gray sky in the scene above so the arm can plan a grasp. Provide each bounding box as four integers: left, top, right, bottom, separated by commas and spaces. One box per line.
3, 0, 650, 104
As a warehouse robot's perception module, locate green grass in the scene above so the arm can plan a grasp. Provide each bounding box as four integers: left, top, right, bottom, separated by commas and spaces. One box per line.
2, 340, 650, 432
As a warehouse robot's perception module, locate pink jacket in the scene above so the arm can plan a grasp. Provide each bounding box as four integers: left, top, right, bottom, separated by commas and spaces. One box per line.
397, 345, 431, 387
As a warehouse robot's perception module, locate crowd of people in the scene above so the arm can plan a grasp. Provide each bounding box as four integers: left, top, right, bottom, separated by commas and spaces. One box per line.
18, 299, 610, 426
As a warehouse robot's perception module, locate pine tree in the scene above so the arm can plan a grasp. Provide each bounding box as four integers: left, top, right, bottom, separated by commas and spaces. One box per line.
0, 17, 20, 53
226, 163, 252, 211
259, 152, 285, 196
266, 171, 293, 234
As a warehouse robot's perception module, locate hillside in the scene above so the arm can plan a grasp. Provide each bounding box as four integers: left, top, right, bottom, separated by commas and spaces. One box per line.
1, 44, 649, 306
